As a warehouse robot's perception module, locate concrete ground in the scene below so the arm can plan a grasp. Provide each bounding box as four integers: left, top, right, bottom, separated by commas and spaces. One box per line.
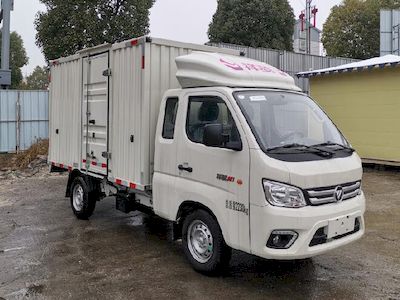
0, 169, 399, 300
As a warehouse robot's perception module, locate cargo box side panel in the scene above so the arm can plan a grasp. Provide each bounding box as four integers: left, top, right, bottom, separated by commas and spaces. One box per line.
48, 65, 61, 164
146, 44, 191, 182
109, 45, 144, 186
49, 58, 82, 169
109, 38, 241, 188
146, 40, 240, 180
64, 59, 82, 169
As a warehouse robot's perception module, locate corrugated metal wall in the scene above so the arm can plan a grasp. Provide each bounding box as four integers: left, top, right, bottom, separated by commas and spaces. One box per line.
208, 42, 359, 92
0, 90, 48, 153
380, 9, 400, 56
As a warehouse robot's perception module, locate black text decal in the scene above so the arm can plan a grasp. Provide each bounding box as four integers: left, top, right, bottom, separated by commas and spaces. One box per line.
226, 200, 249, 215
217, 174, 235, 182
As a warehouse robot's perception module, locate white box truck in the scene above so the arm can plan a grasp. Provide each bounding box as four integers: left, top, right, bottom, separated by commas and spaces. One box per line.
49, 36, 365, 273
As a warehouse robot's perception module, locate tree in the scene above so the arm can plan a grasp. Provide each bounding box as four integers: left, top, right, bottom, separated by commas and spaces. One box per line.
208, 0, 295, 51
22, 66, 49, 90
322, 0, 400, 59
35, 0, 155, 61
0, 31, 29, 88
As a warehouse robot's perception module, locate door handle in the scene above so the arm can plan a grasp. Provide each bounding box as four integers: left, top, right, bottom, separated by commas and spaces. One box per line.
178, 164, 193, 173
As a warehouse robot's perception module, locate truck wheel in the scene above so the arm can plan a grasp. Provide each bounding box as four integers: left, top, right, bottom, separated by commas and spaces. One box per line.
70, 177, 97, 220
182, 209, 231, 274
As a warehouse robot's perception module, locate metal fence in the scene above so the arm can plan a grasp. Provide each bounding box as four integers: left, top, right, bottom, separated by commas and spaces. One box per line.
380, 9, 400, 56
209, 42, 359, 92
0, 90, 49, 153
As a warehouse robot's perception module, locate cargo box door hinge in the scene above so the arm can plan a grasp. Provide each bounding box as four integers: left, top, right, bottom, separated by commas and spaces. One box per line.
102, 68, 112, 77
102, 151, 111, 160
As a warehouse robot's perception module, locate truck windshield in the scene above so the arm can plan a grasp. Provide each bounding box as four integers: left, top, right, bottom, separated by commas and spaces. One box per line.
234, 90, 350, 157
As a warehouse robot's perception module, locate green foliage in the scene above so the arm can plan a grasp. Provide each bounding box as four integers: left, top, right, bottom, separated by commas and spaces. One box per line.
21, 66, 49, 90
35, 0, 154, 61
208, 0, 295, 51
322, 0, 400, 59
0, 31, 29, 88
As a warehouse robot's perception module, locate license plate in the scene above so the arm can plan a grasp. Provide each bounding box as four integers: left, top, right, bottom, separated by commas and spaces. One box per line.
327, 215, 355, 239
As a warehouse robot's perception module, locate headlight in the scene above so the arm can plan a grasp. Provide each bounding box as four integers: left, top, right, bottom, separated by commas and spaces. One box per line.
263, 180, 306, 208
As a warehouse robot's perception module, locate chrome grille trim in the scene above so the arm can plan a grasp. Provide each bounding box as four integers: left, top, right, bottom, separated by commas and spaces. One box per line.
343, 182, 361, 192
343, 189, 359, 200
306, 181, 361, 205
308, 189, 335, 197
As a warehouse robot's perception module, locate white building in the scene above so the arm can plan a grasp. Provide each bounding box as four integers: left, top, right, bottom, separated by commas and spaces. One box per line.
293, 19, 321, 56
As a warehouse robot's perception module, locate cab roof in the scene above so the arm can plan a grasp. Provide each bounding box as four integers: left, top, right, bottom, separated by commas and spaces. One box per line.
175, 52, 301, 91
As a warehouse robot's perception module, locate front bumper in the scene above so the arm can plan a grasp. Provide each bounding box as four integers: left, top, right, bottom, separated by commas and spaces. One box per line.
250, 193, 366, 260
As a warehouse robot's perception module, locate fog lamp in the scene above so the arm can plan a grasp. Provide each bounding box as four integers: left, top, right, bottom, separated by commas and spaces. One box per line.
267, 230, 298, 249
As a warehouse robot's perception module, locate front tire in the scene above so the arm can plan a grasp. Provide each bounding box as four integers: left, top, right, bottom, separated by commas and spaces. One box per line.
182, 209, 231, 274
70, 177, 97, 220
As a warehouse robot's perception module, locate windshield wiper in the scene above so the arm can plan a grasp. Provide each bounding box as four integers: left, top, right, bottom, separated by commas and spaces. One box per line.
266, 143, 309, 152
267, 143, 333, 157
311, 142, 355, 152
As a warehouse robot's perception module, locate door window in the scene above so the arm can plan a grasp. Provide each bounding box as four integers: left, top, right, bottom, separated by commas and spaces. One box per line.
162, 97, 179, 139
186, 96, 241, 147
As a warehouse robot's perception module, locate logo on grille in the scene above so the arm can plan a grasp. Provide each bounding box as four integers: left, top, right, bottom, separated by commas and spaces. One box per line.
334, 186, 344, 202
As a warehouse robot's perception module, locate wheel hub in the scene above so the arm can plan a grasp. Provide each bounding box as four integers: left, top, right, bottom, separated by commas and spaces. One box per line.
187, 220, 213, 263
72, 184, 84, 212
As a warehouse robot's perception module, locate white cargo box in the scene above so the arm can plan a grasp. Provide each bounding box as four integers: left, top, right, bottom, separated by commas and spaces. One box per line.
48, 37, 240, 190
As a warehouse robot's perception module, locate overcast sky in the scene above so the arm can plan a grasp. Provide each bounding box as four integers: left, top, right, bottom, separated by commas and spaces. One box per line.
11, 0, 342, 75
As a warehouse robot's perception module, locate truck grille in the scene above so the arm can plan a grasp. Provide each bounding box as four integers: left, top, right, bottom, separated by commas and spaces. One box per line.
306, 181, 361, 205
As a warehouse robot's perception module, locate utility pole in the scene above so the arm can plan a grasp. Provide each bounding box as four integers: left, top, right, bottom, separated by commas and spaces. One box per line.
306, 0, 312, 54
0, 0, 13, 88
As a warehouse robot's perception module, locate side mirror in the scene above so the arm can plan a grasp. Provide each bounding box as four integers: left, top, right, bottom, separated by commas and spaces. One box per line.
203, 124, 242, 151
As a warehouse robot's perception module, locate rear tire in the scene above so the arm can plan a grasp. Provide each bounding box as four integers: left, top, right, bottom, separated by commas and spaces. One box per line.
182, 209, 231, 274
70, 177, 97, 220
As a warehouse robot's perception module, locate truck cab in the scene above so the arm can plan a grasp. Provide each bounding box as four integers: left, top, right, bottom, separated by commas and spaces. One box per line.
152, 52, 365, 272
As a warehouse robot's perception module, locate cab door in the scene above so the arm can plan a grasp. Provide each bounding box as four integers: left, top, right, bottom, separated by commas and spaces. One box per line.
175, 90, 250, 252
153, 96, 180, 219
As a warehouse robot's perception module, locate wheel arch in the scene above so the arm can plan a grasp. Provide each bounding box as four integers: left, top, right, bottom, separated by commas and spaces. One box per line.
65, 170, 101, 198
173, 201, 227, 242
65, 170, 83, 197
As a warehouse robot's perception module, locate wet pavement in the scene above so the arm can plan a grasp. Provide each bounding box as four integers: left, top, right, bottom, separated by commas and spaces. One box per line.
0, 169, 399, 299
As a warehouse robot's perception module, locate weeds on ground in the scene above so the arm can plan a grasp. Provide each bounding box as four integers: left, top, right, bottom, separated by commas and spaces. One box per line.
14, 139, 49, 169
